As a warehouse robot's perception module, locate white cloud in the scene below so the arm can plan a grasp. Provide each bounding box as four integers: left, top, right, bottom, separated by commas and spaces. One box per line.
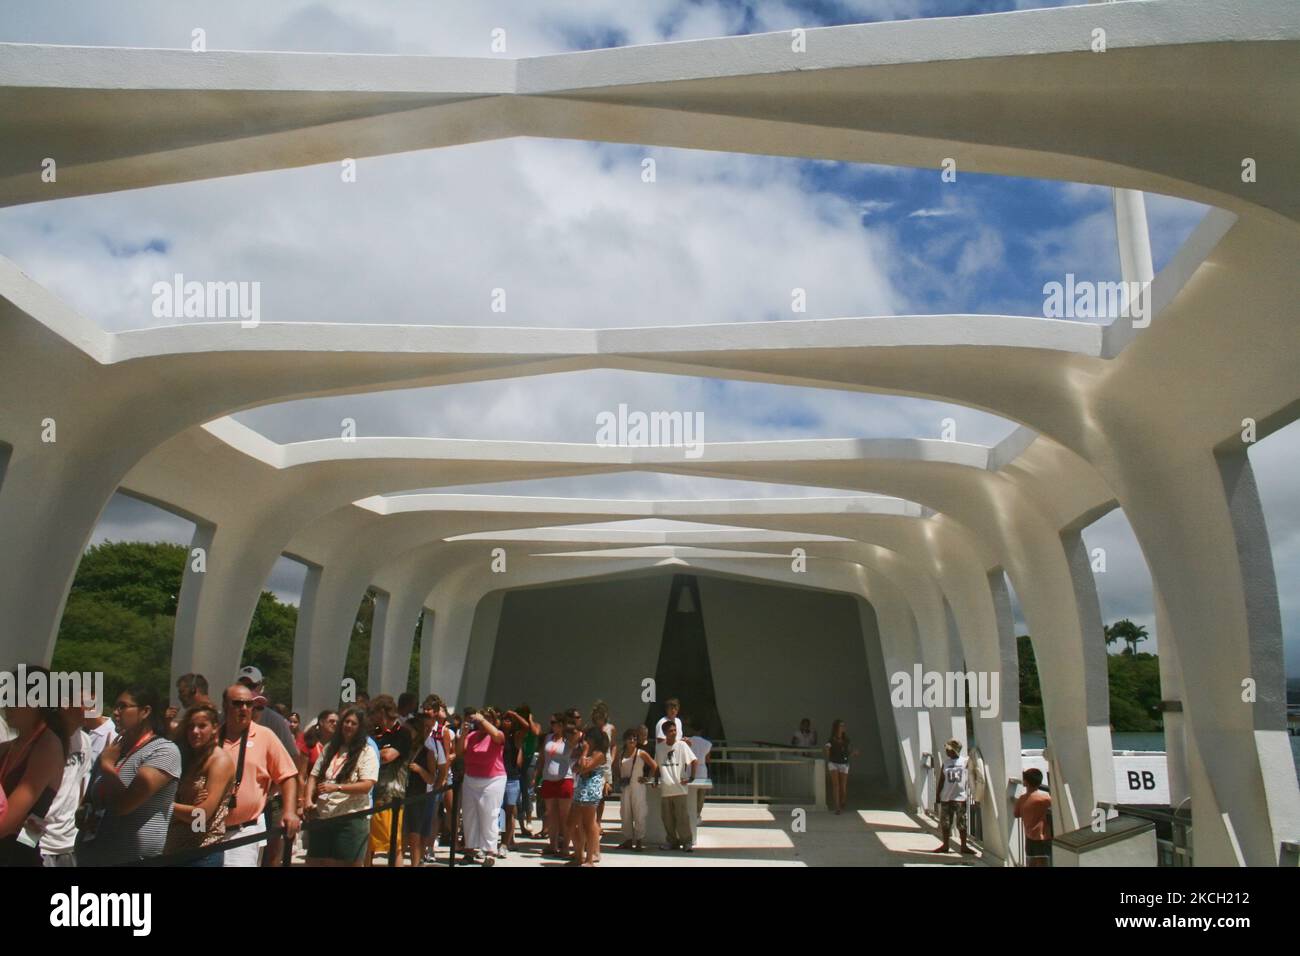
955, 228, 1005, 278
858, 199, 897, 217
0, 141, 903, 331
907, 206, 960, 219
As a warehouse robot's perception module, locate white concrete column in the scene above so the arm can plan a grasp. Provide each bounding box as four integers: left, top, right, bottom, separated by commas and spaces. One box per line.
1114, 188, 1154, 282
983, 569, 1025, 864
921, 548, 1018, 864
458, 588, 506, 707
838, 534, 1015, 862
291, 565, 370, 719
881, 557, 966, 764
170, 519, 216, 693
857, 577, 927, 812
423, 583, 481, 711
857, 596, 905, 797
1153, 586, 1190, 807
1010, 526, 1116, 832
1107, 441, 1299, 865
290, 563, 323, 712
864, 529, 1016, 862
941, 598, 971, 756
375, 590, 426, 698
179, 520, 288, 688
0, 453, 123, 667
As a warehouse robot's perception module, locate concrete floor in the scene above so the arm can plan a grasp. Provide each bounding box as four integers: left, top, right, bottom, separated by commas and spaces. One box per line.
352, 801, 989, 868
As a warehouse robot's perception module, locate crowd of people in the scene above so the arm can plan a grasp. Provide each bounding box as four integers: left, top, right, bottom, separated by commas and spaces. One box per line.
3, 666, 1008, 868
0, 667, 733, 868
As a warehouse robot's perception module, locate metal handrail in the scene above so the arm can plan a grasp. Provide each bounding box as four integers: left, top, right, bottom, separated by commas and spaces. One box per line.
705, 756, 822, 804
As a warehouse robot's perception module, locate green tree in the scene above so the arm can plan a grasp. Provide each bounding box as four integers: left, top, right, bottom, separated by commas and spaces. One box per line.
240, 590, 299, 705
51, 541, 186, 700
52, 593, 172, 698
67, 540, 187, 617
51, 540, 301, 707
1104, 618, 1149, 656
1017, 634, 1045, 731
1107, 650, 1162, 731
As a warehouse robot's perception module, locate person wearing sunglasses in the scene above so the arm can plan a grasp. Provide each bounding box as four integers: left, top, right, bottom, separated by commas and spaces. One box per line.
75, 685, 180, 866
217, 683, 299, 866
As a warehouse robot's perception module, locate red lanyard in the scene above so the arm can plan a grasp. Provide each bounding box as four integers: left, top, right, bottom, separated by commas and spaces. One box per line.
327, 750, 348, 782
116, 730, 156, 766
92, 729, 156, 803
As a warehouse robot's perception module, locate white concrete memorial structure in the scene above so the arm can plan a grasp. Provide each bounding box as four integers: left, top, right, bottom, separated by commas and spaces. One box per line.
0, 0, 1297, 866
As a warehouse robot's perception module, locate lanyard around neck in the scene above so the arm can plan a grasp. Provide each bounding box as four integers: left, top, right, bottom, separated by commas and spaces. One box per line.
117, 729, 156, 767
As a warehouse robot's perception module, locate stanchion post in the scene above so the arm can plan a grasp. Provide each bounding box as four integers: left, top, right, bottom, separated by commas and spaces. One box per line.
449, 779, 461, 868
388, 800, 399, 867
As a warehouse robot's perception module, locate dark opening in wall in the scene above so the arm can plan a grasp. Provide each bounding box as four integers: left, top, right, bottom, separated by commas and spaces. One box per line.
645, 574, 727, 742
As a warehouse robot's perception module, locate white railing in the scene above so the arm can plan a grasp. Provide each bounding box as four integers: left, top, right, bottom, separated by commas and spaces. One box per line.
703, 744, 825, 805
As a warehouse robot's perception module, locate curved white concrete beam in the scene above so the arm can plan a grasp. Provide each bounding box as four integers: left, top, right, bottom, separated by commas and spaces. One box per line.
3, 0, 1295, 219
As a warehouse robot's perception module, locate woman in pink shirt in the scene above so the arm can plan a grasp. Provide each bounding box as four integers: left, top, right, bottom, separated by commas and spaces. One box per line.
455, 706, 506, 866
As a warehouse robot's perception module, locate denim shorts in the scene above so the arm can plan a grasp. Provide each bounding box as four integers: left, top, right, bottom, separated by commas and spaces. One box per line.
503, 777, 521, 808
182, 848, 226, 867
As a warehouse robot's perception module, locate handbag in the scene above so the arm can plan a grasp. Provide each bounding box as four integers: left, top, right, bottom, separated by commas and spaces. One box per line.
619, 748, 639, 788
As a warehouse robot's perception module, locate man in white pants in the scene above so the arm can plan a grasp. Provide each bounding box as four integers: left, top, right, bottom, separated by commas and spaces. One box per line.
219, 683, 300, 866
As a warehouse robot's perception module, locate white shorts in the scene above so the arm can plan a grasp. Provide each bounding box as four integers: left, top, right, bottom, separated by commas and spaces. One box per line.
828, 762, 849, 774
222, 816, 268, 867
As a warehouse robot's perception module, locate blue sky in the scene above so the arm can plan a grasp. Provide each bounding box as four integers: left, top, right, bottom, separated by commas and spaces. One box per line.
2, 0, 1296, 674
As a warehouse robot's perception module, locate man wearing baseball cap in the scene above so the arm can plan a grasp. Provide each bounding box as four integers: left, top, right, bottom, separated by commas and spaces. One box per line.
235, 667, 299, 755
235, 666, 305, 866
220, 682, 300, 866
930, 738, 975, 856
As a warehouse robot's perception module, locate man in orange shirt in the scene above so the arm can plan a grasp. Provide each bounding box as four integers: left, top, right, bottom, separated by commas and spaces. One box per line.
1014, 767, 1053, 866
219, 683, 300, 866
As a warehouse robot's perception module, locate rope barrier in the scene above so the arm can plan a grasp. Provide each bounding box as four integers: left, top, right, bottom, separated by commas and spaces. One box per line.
129, 781, 456, 867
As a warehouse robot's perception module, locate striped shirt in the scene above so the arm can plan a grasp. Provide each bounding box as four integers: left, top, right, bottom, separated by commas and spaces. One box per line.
76, 736, 181, 865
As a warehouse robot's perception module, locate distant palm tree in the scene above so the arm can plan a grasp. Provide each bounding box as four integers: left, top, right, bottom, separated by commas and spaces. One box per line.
1104, 619, 1149, 655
